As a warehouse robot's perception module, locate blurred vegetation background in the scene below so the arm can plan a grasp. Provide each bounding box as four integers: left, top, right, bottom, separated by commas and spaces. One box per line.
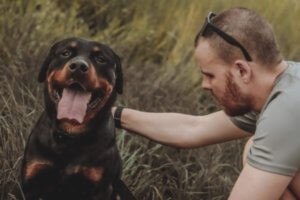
0, 0, 299, 199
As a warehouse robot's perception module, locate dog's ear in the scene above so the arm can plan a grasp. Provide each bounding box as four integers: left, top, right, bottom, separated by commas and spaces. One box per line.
38, 41, 61, 82
114, 53, 123, 94
38, 54, 51, 82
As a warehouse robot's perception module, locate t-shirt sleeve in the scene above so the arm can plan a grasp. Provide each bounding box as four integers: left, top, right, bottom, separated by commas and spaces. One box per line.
247, 93, 300, 176
229, 111, 257, 133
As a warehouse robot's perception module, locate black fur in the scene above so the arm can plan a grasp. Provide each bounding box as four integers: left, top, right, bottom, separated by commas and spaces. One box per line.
21, 38, 135, 200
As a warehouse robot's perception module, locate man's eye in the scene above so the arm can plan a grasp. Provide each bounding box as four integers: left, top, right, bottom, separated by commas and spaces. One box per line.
61, 49, 72, 57
204, 73, 214, 79
95, 55, 107, 64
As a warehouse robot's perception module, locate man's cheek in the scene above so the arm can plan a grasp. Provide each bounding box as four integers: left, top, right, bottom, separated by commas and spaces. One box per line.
211, 89, 222, 101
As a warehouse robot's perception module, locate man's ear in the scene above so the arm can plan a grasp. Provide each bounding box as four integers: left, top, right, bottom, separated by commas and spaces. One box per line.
37, 41, 61, 83
113, 53, 123, 94
234, 60, 252, 83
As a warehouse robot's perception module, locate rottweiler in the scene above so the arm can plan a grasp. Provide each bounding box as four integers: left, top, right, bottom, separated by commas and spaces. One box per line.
21, 37, 136, 200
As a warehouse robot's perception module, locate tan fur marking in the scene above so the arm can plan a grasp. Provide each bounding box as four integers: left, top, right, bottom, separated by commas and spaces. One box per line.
66, 166, 104, 182
25, 160, 52, 180
52, 67, 69, 83
88, 64, 100, 86
60, 122, 87, 135
81, 167, 104, 182
47, 71, 56, 84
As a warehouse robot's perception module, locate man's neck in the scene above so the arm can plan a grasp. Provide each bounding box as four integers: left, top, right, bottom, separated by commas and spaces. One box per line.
251, 61, 288, 112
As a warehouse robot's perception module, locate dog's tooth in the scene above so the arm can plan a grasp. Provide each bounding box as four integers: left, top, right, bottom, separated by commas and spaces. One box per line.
54, 90, 61, 102
88, 97, 101, 108
56, 91, 60, 99
89, 101, 97, 108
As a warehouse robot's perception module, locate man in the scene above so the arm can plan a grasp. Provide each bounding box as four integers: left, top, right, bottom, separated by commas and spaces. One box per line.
113, 7, 300, 199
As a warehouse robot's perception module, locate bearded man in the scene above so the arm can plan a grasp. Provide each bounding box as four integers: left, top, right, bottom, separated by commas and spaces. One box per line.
112, 7, 300, 199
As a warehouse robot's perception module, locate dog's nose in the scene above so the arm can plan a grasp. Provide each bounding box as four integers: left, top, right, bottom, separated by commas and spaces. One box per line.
68, 60, 89, 74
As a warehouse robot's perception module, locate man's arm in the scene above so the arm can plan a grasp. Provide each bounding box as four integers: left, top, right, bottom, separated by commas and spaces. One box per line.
229, 164, 293, 200
115, 108, 252, 148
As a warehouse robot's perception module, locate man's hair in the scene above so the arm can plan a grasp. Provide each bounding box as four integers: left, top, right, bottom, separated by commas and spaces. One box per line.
195, 7, 282, 67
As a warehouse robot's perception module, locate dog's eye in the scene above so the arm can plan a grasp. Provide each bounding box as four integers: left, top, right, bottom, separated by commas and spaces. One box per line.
61, 49, 72, 57
95, 55, 107, 64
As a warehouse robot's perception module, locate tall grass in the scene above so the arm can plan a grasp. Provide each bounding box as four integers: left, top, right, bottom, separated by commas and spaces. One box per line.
0, 0, 299, 199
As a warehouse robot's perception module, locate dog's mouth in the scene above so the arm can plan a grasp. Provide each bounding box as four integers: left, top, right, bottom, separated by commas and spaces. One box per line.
51, 82, 106, 125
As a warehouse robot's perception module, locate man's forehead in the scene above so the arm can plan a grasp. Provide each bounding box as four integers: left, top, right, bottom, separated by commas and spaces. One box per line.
194, 40, 217, 68
195, 39, 215, 57
194, 39, 231, 75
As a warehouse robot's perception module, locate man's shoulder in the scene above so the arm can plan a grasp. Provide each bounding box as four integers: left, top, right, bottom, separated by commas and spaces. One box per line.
260, 76, 300, 124
250, 63, 300, 177
275, 61, 300, 90
229, 61, 300, 133
263, 61, 300, 112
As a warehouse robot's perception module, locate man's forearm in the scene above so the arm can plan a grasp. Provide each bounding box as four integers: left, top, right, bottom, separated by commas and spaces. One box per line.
119, 108, 200, 148
115, 108, 250, 148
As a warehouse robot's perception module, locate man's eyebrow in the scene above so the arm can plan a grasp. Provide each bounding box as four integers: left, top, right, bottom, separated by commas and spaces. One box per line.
201, 70, 214, 76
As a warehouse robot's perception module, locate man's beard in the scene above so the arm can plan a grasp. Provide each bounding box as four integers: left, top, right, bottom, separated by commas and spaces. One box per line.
214, 73, 252, 116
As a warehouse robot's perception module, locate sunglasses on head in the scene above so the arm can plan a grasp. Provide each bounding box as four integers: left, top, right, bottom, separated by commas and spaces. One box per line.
198, 12, 252, 61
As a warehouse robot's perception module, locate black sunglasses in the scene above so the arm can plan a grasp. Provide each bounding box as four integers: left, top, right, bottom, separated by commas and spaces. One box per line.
197, 12, 252, 61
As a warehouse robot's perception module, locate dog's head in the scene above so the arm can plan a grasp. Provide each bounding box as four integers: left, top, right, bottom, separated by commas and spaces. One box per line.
38, 37, 123, 134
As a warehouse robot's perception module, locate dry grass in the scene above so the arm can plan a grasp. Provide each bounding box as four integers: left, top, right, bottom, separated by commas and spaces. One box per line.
0, 0, 299, 199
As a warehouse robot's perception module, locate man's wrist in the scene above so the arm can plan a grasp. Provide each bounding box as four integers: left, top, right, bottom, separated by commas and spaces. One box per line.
114, 106, 125, 129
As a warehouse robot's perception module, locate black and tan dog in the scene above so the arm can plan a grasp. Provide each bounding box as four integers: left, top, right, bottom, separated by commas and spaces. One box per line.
21, 38, 135, 200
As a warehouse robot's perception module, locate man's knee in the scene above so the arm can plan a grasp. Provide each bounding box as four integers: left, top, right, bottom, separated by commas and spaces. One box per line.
280, 188, 297, 200
290, 170, 300, 198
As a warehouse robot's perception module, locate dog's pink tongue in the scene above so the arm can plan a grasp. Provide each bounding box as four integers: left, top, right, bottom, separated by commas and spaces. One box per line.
57, 88, 91, 123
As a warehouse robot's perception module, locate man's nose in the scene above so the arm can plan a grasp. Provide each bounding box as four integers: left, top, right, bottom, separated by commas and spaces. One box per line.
201, 79, 211, 90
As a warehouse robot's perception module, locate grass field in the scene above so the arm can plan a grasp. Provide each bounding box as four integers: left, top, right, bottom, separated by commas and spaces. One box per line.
1, 0, 300, 199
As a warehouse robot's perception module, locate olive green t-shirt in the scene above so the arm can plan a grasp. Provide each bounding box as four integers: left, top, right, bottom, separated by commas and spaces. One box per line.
230, 61, 300, 176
